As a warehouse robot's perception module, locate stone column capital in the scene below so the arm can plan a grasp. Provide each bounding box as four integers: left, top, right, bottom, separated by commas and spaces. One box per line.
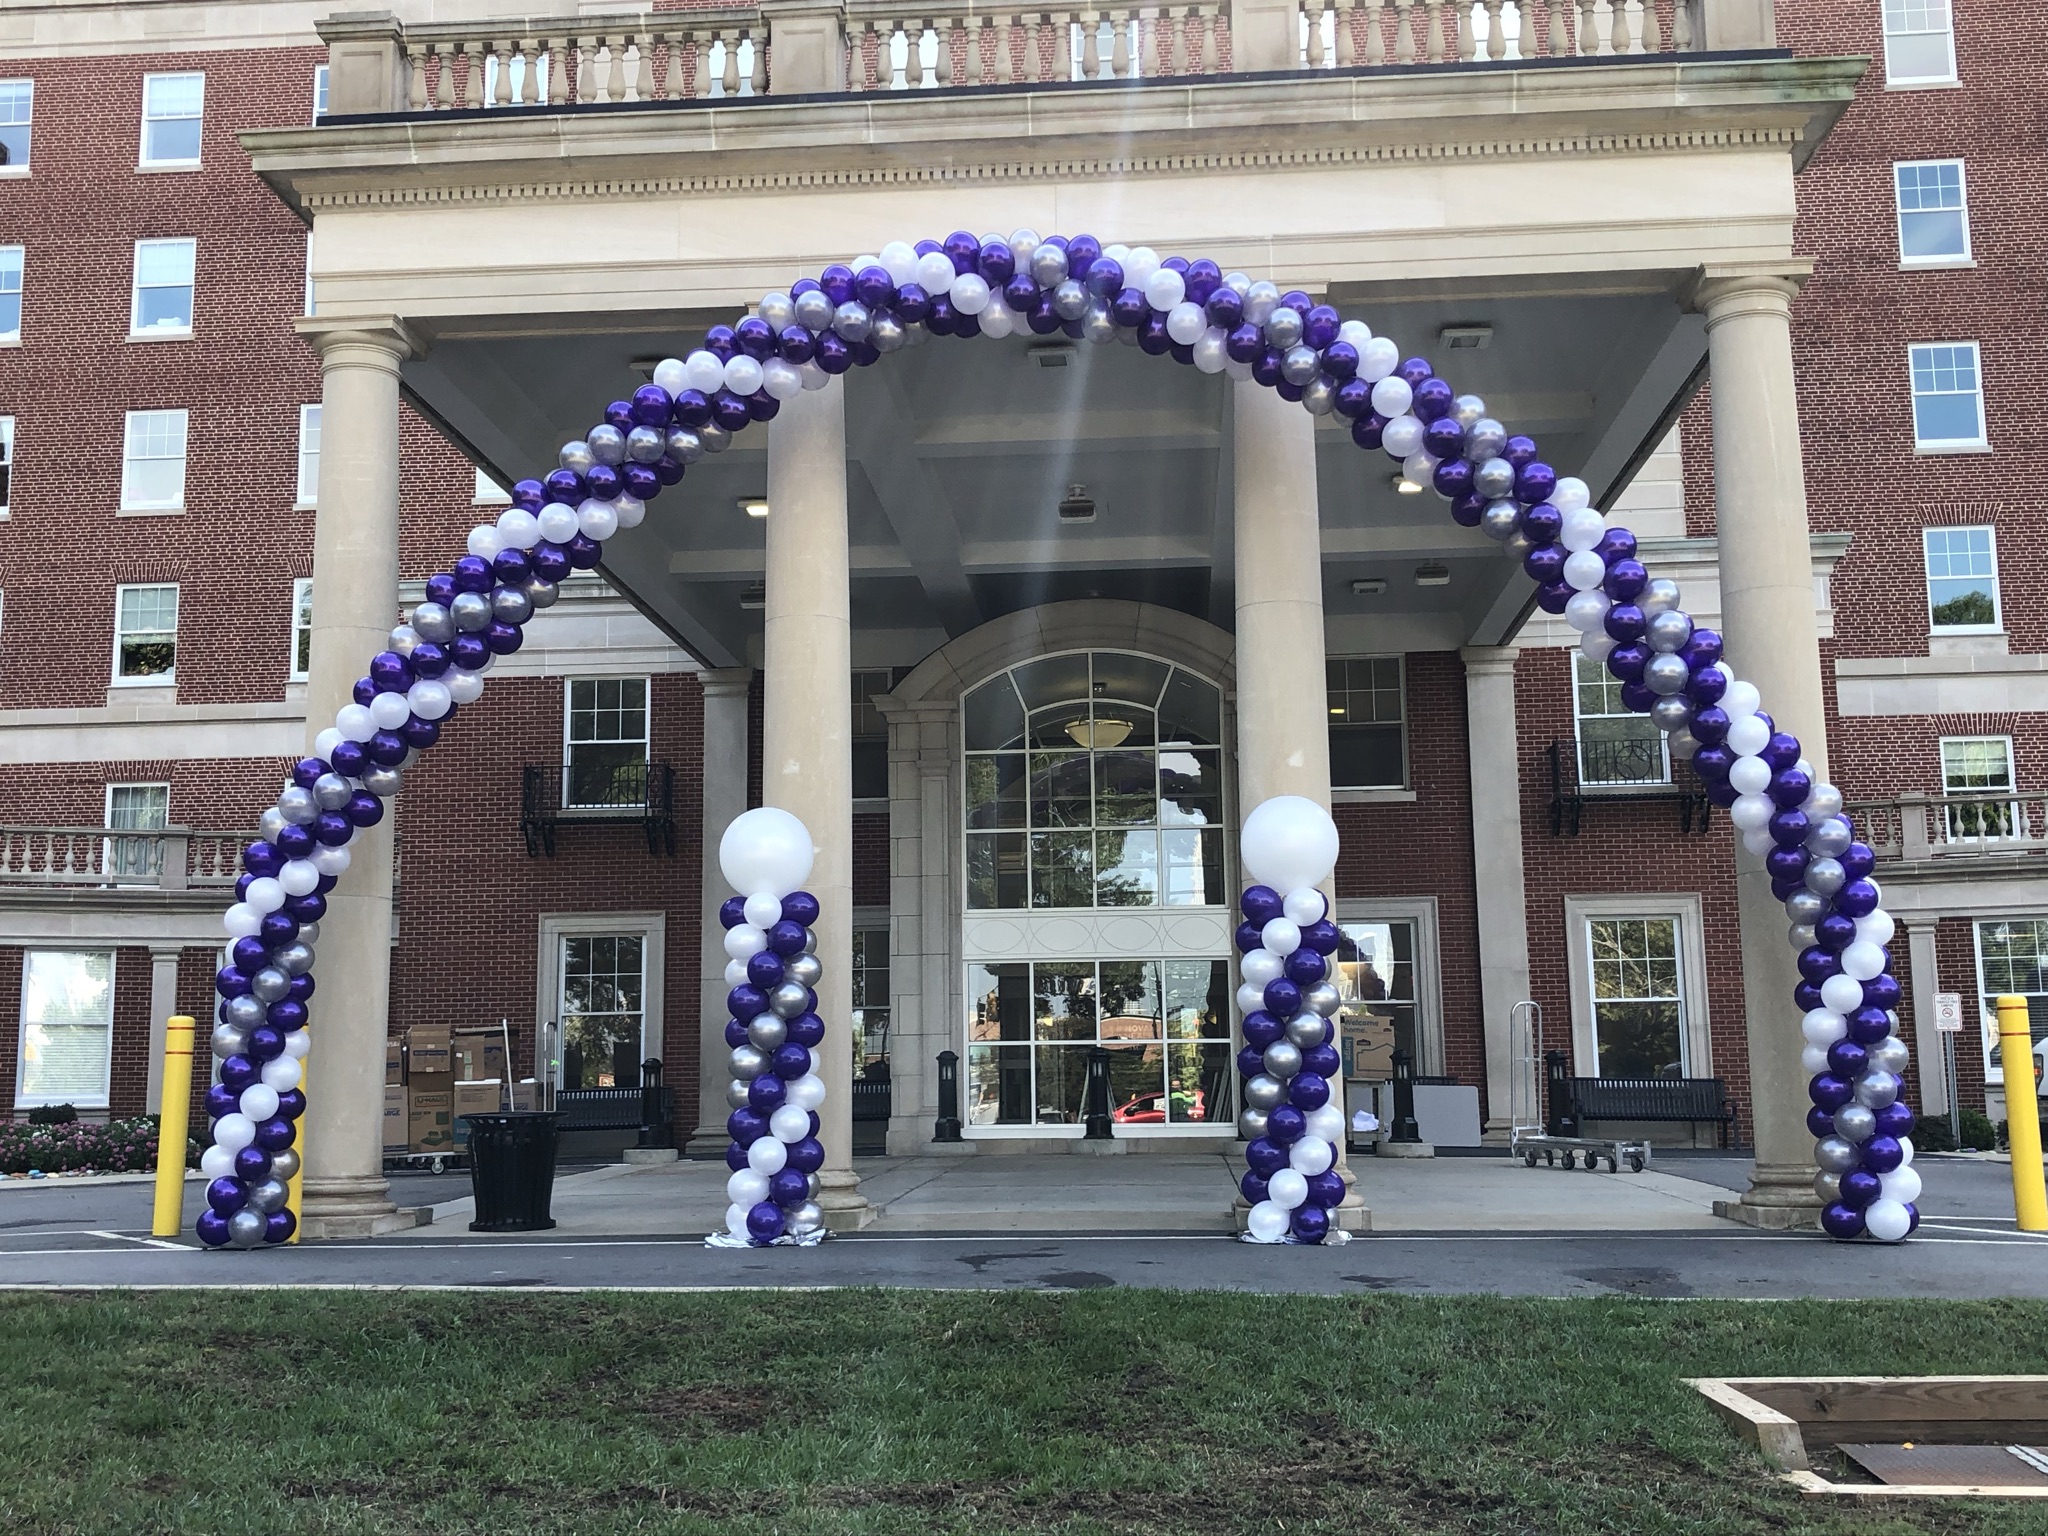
295, 315, 423, 370
147, 942, 187, 960
1683, 261, 1815, 326
697, 666, 754, 699
1458, 643, 1522, 678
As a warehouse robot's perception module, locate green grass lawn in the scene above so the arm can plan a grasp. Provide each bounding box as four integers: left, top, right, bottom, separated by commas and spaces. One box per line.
6, 1291, 2048, 1535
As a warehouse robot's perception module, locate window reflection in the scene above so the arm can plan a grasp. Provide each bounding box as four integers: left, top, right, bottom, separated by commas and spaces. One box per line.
1333, 921, 1418, 1072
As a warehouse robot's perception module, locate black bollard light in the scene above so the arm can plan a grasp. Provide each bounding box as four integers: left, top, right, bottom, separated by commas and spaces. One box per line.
637, 1058, 667, 1149
1544, 1049, 1578, 1138
1389, 1047, 1423, 1144
1083, 1046, 1114, 1140
933, 1049, 964, 1142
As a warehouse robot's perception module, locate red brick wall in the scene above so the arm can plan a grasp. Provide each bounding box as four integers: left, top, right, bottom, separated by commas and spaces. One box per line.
853, 811, 889, 909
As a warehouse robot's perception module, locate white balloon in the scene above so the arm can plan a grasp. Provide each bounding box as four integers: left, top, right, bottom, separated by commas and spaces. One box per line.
1551, 476, 1591, 514
1728, 756, 1772, 796
448, 669, 485, 705
284, 1029, 311, 1060
1565, 589, 1611, 630
1288, 1136, 1334, 1176
408, 680, 452, 721
1897, 1136, 1915, 1166
245, 877, 286, 914
1145, 267, 1185, 311
723, 355, 764, 397
1800, 1043, 1830, 1076
1840, 940, 1888, 982
978, 298, 1017, 339
1267, 1168, 1309, 1210
743, 891, 783, 928
311, 843, 352, 877
313, 728, 344, 760
1246, 1200, 1290, 1242
1856, 910, 1896, 948
1401, 451, 1437, 488
223, 903, 262, 939
727, 1168, 769, 1206
798, 360, 830, 391
1880, 1166, 1922, 1204
725, 1201, 752, 1237
786, 1073, 827, 1111
200, 1144, 236, 1180
1725, 713, 1771, 758
260, 1055, 302, 1092
1240, 795, 1340, 894
1560, 506, 1607, 553
1742, 826, 1778, 857
1336, 319, 1372, 348
1193, 328, 1230, 374
724, 924, 767, 960
537, 503, 579, 544
213, 1113, 257, 1153
578, 499, 619, 541
1380, 415, 1424, 458
279, 860, 320, 897
1721, 680, 1762, 719
763, 358, 804, 401
770, 1104, 811, 1143
1580, 631, 1616, 664
1821, 973, 1866, 1014
880, 241, 919, 286
651, 357, 687, 395
335, 703, 377, 742
916, 250, 958, 293
1563, 551, 1608, 593
1369, 376, 1413, 419
239, 1083, 280, 1122
950, 271, 991, 315
724, 957, 748, 987
1728, 793, 1774, 832
746, 1135, 788, 1174
1260, 919, 1302, 958
611, 494, 646, 531
1358, 336, 1400, 382
719, 807, 815, 899
1304, 1104, 1345, 1144
1125, 247, 1160, 290
1239, 949, 1283, 987
1236, 982, 1268, 1016
1282, 888, 1327, 927
685, 350, 726, 394
1166, 301, 1207, 345
1802, 1009, 1848, 1045
1863, 1196, 1911, 1243
369, 691, 412, 731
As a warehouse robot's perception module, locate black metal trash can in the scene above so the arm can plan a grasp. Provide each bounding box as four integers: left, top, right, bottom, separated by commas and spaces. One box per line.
463, 1111, 561, 1232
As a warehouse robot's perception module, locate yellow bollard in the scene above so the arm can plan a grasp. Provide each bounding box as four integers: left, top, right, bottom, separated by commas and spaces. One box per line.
150, 1015, 196, 1238
1997, 994, 2048, 1233
285, 1055, 306, 1243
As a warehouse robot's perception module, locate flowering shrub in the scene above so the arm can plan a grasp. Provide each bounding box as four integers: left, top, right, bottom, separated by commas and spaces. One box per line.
0, 1114, 200, 1175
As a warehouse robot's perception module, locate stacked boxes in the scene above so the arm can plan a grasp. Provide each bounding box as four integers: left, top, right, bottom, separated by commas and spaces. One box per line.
404, 1025, 454, 1154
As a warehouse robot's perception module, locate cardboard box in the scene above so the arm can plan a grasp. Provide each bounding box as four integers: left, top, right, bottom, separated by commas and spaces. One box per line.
450, 1079, 504, 1145
383, 1084, 409, 1152
1342, 1012, 1396, 1082
511, 1079, 540, 1112
407, 1025, 452, 1077
451, 1031, 508, 1084
408, 1087, 454, 1153
386, 1039, 403, 1085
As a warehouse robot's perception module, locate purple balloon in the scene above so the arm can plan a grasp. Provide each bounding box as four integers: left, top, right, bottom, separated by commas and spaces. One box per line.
1840, 842, 1877, 880
724, 1018, 749, 1050
782, 891, 822, 926
264, 1210, 296, 1244
1690, 706, 1730, 744
1284, 949, 1328, 988
1806, 1105, 1835, 1139
772, 1043, 810, 1080
1240, 1170, 1270, 1205
745, 1201, 786, 1242
215, 966, 251, 999
345, 792, 384, 829
1769, 769, 1812, 808
1307, 1169, 1346, 1208
206, 1176, 247, 1215
787, 1136, 826, 1174
1242, 1011, 1283, 1049
747, 1074, 786, 1112
1840, 1167, 1882, 1209
369, 650, 413, 692
242, 841, 283, 878
1847, 1006, 1892, 1046
1769, 809, 1811, 849
1412, 376, 1454, 423
1862, 1134, 1904, 1173
234, 1145, 272, 1181
1826, 1038, 1868, 1078
787, 1012, 826, 1049
767, 919, 809, 956
1262, 980, 1302, 1018
1815, 912, 1856, 952
1875, 1100, 1916, 1137
727, 984, 768, 1019
196, 1210, 230, 1247
206, 1082, 239, 1120
727, 1108, 766, 1146
725, 1142, 749, 1172
1808, 1073, 1853, 1111
254, 1115, 297, 1150
259, 911, 298, 948
1862, 974, 1902, 1011
769, 1168, 809, 1208
1798, 947, 1841, 984
1820, 1202, 1865, 1240
1236, 1046, 1267, 1079
1235, 920, 1264, 955
745, 951, 784, 989
287, 972, 315, 1002
1245, 1137, 1287, 1176
276, 823, 315, 860
1835, 879, 1880, 918
1241, 885, 1284, 924
266, 1000, 306, 1033
231, 937, 268, 974
1303, 920, 1343, 955
220, 1054, 259, 1093
1766, 846, 1809, 882
719, 895, 748, 930
1290, 1205, 1331, 1243
1267, 1106, 1306, 1145
1289, 1072, 1331, 1111
1303, 1043, 1342, 1078
1762, 731, 1803, 772
604, 398, 635, 430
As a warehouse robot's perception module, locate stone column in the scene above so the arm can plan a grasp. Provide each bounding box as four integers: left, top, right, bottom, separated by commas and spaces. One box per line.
764, 380, 874, 1228
689, 667, 754, 1155
1903, 918, 1949, 1118
145, 944, 184, 1115
1232, 380, 1367, 1230
1459, 646, 1531, 1134
292, 315, 424, 1239
1690, 264, 1827, 1229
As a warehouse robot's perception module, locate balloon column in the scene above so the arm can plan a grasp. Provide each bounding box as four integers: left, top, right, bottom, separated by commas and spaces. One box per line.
711, 807, 831, 1246
197, 226, 1916, 1244
1233, 797, 1347, 1244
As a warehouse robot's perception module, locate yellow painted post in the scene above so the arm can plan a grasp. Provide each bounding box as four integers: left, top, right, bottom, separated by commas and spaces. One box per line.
150, 1015, 196, 1238
285, 1056, 306, 1243
1997, 994, 2048, 1233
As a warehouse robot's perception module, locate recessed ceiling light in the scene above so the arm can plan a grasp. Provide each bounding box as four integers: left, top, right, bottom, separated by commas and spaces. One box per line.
1031, 342, 1076, 368
1391, 474, 1422, 495
1057, 485, 1096, 522
740, 499, 769, 519
1350, 577, 1387, 596
1439, 324, 1493, 350
1414, 563, 1451, 587
739, 582, 766, 609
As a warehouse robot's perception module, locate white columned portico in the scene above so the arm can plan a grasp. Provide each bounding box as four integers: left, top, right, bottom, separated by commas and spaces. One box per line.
1460, 646, 1532, 1134
763, 380, 874, 1228
293, 315, 425, 1239
1902, 918, 1949, 1118
690, 666, 755, 1154
1691, 263, 1828, 1229
1232, 380, 1368, 1230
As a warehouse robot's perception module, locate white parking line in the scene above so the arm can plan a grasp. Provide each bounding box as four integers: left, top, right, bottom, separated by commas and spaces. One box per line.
87, 1230, 186, 1251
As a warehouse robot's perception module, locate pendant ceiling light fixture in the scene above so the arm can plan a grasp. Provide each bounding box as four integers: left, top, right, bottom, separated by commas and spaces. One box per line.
1066, 716, 1132, 750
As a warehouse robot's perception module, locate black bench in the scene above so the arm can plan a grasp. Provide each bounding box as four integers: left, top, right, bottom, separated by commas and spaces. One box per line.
1552, 1074, 1740, 1148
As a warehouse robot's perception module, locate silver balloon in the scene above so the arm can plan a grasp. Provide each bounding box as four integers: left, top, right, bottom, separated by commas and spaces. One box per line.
1814, 1134, 1859, 1173
698, 422, 733, 454
277, 786, 318, 825
1008, 228, 1042, 265
759, 293, 795, 332
725, 1078, 752, 1109
411, 601, 455, 644
1868, 1036, 1911, 1076
251, 966, 292, 1004
212, 1021, 249, 1059
833, 301, 872, 343
747, 1014, 788, 1051
1452, 393, 1486, 429
1300, 377, 1338, 416
804, 928, 818, 955
524, 576, 560, 610
1262, 1040, 1302, 1079
1473, 458, 1516, 500
626, 426, 665, 465
1280, 345, 1321, 386
1222, 271, 1251, 298
313, 772, 354, 811
1833, 1101, 1877, 1143
492, 586, 535, 626
1052, 280, 1089, 321
1788, 923, 1817, 950
665, 427, 705, 465
1804, 856, 1846, 895
1237, 1107, 1270, 1140
1284, 1012, 1327, 1050
1244, 1073, 1286, 1111
360, 764, 404, 799
870, 311, 908, 353
786, 953, 823, 989
769, 981, 811, 1019
787, 1199, 825, 1237
1479, 500, 1520, 542
1030, 243, 1069, 288
224, 994, 265, 1030
227, 1208, 268, 1248
1645, 610, 1693, 653
1784, 888, 1828, 926
450, 591, 493, 633
793, 289, 834, 330
1263, 307, 1304, 349
729, 1044, 767, 1080
1081, 302, 1118, 345
1854, 1071, 1899, 1109
805, 1171, 822, 1200
274, 942, 316, 977
259, 807, 287, 839
586, 425, 627, 466
1805, 818, 1853, 858
557, 439, 595, 475
247, 1177, 290, 1215
1804, 782, 1844, 822
1502, 531, 1534, 564
1650, 696, 1693, 734
387, 624, 423, 657
1304, 982, 1343, 1018
1640, 578, 1682, 616
1813, 1169, 1842, 1203
1464, 420, 1507, 462
1668, 727, 1701, 761
268, 1147, 300, 1183
1643, 654, 1690, 696
298, 921, 320, 948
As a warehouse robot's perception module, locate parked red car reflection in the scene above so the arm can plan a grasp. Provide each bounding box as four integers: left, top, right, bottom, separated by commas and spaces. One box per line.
1111, 1090, 1206, 1123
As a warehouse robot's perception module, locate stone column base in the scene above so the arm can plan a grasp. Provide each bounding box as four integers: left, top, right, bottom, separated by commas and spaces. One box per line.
1377, 1141, 1436, 1159
1714, 1161, 1821, 1230
683, 1131, 730, 1158
1714, 1197, 1819, 1231
301, 1206, 431, 1240
622, 1147, 680, 1165
819, 1168, 877, 1231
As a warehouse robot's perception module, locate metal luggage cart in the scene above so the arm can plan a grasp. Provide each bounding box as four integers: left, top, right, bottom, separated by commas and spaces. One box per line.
1506, 1000, 1652, 1175
384, 1149, 468, 1176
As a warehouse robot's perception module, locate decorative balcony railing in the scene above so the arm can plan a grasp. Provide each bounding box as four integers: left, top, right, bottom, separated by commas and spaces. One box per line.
521, 761, 677, 858
1848, 793, 2048, 866
0, 826, 247, 891
1546, 739, 1708, 837
396, 8, 765, 111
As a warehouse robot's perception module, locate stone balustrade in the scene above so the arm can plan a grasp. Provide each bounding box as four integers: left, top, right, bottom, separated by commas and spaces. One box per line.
1299, 0, 1699, 67
0, 826, 246, 891
844, 3, 1227, 90
1848, 792, 2048, 866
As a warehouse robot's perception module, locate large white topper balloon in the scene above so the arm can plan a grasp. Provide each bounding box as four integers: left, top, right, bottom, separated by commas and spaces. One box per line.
719, 806, 815, 899
1240, 795, 1340, 894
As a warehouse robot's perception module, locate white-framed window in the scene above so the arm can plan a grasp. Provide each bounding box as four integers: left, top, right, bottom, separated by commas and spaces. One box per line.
312, 64, 329, 123
17, 949, 115, 1108
473, 466, 511, 505
1565, 895, 1711, 1081
564, 677, 650, 808
852, 924, 891, 1078
120, 408, 187, 511
1895, 160, 1970, 266
1333, 896, 1447, 1079
1974, 918, 2048, 1086
1573, 651, 1669, 787
1327, 656, 1406, 790
0, 244, 21, 342
0, 78, 32, 170
140, 72, 204, 166
295, 404, 321, 506
290, 577, 314, 681
0, 414, 13, 517
113, 582, 178, 683
302, 231, 314, 318
538, 912, 666, 1092
105, 781, 170, 878
1940, 735, 2019, 841
1909, 342, 1987, 450
1923, 525, 2000, 632
130, 238, 196, 336
1882, 0, 1956, 85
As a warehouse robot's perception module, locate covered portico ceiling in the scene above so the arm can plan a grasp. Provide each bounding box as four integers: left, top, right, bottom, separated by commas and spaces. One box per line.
403, 269, 1703, 669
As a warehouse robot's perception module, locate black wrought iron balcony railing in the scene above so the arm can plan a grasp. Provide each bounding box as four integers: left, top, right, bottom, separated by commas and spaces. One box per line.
1547, 738, 1708, 837
520, 760, 676, 858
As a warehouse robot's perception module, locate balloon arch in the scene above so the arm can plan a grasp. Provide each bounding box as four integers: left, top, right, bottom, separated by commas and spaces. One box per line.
196, 231, 1921, 1248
